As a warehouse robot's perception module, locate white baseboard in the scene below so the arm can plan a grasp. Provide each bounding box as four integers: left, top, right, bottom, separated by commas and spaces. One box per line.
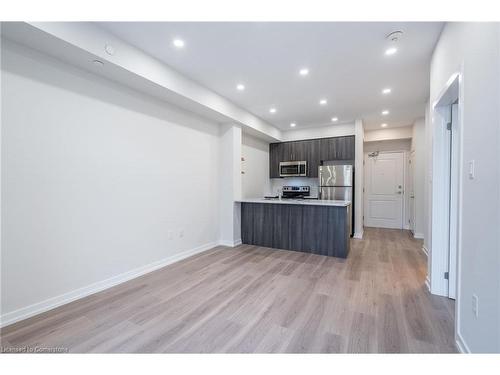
413, 232, 424, 239
456, 332, 471, 353
218, 239, 242, 247
353, 231, 363, 239
0, 241, 217, 328
421, 245, 429, 257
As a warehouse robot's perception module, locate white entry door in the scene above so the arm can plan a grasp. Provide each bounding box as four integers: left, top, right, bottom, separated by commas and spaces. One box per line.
364, 152, 404, 229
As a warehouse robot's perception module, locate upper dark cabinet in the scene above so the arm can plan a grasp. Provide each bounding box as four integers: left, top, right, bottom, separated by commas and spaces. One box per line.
269, 135, 355, 178
269, 143, 281, 178
319, 135, 355, 161
305, 139, 320, 178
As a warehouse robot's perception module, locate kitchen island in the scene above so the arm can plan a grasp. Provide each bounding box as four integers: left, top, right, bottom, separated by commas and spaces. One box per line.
237, 198, 351, 258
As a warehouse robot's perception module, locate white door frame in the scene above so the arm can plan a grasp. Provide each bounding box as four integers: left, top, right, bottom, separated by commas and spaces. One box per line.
363, 150, 406, 229
430, 71, 464, 348
430, 72, 463, 299
408, 150, 416, 234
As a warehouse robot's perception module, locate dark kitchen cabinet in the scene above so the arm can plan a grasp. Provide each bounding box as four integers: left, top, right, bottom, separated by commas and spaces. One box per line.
281, 141, 306, 161
269, 135, 355, 178
319, 135, 355, 161
269, 142, 281, 178
336, 135, 355, 160
319, 138, 337, 161
305, 139, 321, 177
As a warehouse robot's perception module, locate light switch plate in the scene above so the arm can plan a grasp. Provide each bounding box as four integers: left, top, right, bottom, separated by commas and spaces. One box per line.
472, 294, 479, 317
468, 160, 475, 179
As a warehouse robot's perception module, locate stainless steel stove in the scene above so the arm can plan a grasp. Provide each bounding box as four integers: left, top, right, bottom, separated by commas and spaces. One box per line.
282, 186, 310, 199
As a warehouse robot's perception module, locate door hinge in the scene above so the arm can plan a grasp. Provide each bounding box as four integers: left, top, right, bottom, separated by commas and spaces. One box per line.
444, 272, 449, 280
446, 122, 452, 131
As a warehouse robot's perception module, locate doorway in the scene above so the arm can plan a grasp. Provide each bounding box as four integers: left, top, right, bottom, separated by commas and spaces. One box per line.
364, 151, 405, 229
431, 73, 462, 301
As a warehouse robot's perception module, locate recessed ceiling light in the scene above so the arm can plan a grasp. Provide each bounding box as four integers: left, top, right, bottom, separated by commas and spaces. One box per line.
381, 123, 388, 128
269, 108, 277, 114
385, 47, 397, 56
319, 99, 327, 105
299, 68, 309, 76
290, 123, 297, 127
173, 39, 185, 48
382, 88, 392, 95
331, 117, 338, 122
382, 110, 390, 115
236, 84, 245, 91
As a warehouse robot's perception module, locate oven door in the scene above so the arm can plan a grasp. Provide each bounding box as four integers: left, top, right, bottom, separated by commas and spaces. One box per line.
279, 161, 307, 177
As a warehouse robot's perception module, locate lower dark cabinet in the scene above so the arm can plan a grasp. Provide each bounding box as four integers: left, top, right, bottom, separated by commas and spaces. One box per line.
241, 202, 350, 258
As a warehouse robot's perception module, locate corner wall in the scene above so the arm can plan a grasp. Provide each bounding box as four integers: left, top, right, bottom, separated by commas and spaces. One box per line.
428, 22, 500, 353
411, 118, 426, 239
241, 133, 270, 198
354, 120, 364, 238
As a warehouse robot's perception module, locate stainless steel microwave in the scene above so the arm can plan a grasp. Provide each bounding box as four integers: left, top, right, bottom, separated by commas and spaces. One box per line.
279, 161, 307, 177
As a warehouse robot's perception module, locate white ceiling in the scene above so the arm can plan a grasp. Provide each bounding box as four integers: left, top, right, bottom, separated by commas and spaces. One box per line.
98, 22, 443, 131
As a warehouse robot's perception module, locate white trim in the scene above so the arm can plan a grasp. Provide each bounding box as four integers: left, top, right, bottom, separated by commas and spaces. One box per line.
414, 232, 424, 239
353, 231, 364, 239
0, 241, 217, 328
425, 276, 431, 292
431, 70, 465, 354
218, 239, 242, 247
421, 245, 429, 257
456, 332, 471, 353
430, 72, 463, 299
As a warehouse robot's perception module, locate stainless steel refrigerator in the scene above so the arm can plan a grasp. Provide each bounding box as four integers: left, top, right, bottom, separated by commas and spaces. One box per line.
318, 164, 354, 236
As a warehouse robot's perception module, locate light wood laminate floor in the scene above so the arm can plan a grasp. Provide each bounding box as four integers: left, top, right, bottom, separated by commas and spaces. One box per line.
1, 228, 456, 353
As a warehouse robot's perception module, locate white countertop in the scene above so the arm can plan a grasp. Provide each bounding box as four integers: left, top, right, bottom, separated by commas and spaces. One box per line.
236, 198, 351, 207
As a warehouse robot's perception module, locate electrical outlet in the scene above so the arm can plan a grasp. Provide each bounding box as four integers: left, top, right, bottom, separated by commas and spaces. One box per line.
472, 294, 479, 318
179, 229, 184, 238
167, 230, 173, 240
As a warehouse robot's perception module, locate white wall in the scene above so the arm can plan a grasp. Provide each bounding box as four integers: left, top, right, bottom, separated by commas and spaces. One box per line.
280, 123, 355, 141
411, 118, 426, 239
428, 23, 500, 353
363, 139, 411, 153
1, 40, 222, 324
364, 126, 413, 142
241, 133, 271, 198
